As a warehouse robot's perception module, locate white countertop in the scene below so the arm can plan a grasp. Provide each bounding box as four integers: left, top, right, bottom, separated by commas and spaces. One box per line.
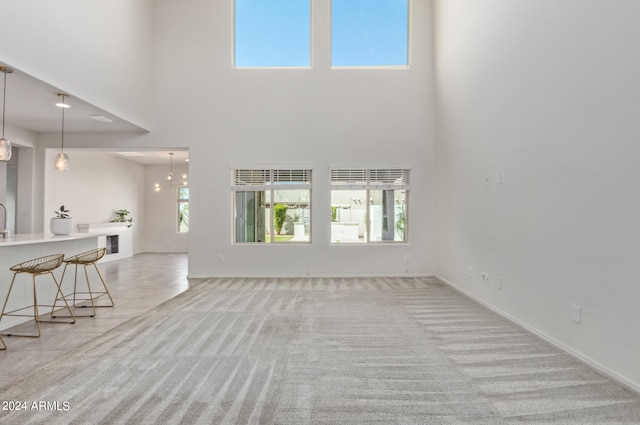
0, 233, 103, 247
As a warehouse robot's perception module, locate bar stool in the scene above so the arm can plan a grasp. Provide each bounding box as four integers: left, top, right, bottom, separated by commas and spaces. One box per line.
54, 248, 114, 318
0, 335, 5, 350
0, 254, 75, 338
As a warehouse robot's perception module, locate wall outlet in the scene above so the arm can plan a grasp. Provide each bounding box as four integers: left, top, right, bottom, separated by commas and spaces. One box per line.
217, 254, 224, 263
496, 276, 502, 291
496, 172, 504, 184
484, 175, 491, 186
572, 305, 582, 324
482, 272, 490, 285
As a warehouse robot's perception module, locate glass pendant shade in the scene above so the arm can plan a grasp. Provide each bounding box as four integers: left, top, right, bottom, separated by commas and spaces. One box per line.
55, 152, 69, 171
0, 66, 13, 162
55, 93, 69, 171
0, 137, 10, 161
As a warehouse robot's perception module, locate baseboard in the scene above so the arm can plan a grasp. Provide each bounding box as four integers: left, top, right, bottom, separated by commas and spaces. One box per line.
187, 273, 434, 279
436, 274, 640, 395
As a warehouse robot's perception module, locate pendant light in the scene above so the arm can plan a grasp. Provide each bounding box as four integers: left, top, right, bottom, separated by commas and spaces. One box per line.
154, 152, 188, 191
0, 66, 13, 162
54, 93, 70, 171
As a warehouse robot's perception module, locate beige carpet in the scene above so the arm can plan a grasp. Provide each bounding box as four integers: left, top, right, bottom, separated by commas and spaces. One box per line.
0, 277, 638, 424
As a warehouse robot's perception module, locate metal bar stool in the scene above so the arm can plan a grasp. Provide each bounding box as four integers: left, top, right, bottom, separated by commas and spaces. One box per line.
0, 335, 5, 350
53, 248, 114, 318
0, 254, 75, 338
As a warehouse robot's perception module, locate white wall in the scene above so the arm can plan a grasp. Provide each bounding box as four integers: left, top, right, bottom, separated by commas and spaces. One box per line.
0, 0, 154, 130
1, 0, 436, 277
152, 0, 437, 277
144, 163, 188, 253
43, 151, 146, 254
434, 0, 640, 390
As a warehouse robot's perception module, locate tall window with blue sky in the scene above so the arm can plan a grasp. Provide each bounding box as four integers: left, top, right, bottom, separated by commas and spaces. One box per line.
332, 0, 409, 67
234, 0, 311, 67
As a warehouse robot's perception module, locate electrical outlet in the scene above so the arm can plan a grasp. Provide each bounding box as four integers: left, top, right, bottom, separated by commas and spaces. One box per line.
217, 254, 224, 263
484, 175, 491, 186
482, 273, 490, 285
572, 305, 582, 324
496, 276, 502, 291
496, 172, 504, 184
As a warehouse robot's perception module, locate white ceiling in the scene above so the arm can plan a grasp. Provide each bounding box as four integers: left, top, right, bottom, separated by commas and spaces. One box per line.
0, 64, 188, 165
106, 150, 190, 165
0, 64, 146, 133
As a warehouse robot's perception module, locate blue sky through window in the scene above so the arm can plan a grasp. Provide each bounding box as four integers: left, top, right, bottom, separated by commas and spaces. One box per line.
234, 0, 311, 67
332, 0, 408, 67
234, 0, 408, 68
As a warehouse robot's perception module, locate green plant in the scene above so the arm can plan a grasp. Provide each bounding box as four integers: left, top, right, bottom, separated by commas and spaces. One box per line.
110, 209, 133, 228
395, 205, 406, 240
54, 205, 71, 218
274, 203, 288, 235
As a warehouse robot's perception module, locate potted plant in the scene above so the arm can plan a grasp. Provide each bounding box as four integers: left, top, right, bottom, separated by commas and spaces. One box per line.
51, 205, 73, 235
110, 209, 133, 228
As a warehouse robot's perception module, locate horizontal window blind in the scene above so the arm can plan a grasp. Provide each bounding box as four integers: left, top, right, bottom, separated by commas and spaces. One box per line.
273, 169, 311, 184
331, 168, 409, 188
233, 169, 270, 186
233, 168, 312, 189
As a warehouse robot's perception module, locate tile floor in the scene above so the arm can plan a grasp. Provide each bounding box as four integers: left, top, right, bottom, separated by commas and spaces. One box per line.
0, 253, 195, 390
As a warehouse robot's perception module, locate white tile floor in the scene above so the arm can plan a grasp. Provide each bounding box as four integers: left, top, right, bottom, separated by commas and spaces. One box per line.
0, 253, 197, 390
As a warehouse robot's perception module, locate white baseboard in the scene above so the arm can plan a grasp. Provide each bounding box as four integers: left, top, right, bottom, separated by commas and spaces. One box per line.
187, 273, 433, 279
436, 274, 640, 395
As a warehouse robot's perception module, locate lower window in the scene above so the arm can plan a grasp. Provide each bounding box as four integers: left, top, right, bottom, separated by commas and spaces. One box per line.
233, 169, 311, 243
178, 187, 189, 233
331, 189, 406, 243
330, 168, 408, 243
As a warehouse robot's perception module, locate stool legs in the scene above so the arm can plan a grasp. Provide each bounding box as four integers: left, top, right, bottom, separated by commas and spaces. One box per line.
54, 261, 114, 318
0, 335, 5, 350
0, 270, 75, 338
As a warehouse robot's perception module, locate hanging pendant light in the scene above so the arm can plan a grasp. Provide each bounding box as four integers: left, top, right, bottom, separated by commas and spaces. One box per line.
0, 66, 14, 162
54, 93, 70, 171
154, 152, 188, 191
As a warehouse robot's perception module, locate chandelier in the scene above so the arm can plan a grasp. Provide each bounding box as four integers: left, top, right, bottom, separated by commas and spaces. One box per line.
154, 152, 187, 191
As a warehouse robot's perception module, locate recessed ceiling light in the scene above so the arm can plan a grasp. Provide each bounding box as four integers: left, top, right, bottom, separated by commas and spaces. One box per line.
89, 115, 113, 123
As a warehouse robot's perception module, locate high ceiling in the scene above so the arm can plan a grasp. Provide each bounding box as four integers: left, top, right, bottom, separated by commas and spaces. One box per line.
0, 64, 188, 165
0, 64, 145, 133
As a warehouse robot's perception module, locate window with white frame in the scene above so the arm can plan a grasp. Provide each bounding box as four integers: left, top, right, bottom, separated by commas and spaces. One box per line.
332, 0, 409, 67
233, 168, 311, 243
178, 187, 189, 233
234, 0, 311, 67
330, 168, 408, 243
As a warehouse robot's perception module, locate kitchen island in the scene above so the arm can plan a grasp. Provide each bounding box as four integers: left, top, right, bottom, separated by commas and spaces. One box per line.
0, 233, 101, 331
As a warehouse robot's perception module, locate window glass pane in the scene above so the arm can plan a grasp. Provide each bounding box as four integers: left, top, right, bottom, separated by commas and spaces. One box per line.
331, 190, 366, 243
234, 191, 267, 242
235, 0, 311, 67
178, 187, 189, 233
179, 202, 189, 233
369, 189, 406, 242
271, 190, 310, 242
332, 0, 408, 67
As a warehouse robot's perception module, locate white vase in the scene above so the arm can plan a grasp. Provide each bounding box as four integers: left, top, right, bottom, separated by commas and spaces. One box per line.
50, 218, 73, 235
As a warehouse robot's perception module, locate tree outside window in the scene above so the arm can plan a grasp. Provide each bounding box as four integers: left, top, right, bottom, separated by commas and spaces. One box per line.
178, 187, 189, 233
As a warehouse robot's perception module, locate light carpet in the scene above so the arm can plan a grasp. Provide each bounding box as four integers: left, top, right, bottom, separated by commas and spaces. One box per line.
0, 277, 638, 424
